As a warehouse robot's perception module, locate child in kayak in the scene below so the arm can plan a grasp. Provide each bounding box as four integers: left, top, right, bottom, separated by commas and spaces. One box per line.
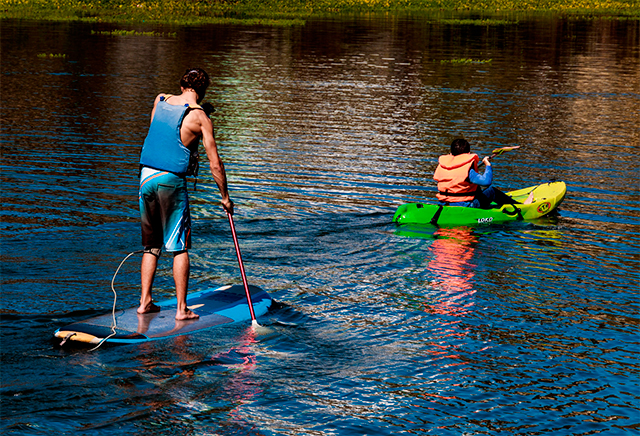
433, 138, 533, 208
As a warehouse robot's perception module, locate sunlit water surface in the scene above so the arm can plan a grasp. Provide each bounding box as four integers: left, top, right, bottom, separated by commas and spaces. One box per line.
1, 14, 639, 435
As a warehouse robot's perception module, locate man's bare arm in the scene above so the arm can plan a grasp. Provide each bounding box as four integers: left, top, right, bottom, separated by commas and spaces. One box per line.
198, 111, 234, 214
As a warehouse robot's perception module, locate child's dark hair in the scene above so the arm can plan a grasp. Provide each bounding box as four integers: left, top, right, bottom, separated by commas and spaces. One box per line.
451, 138, 470, 156
180, 68, 210, 102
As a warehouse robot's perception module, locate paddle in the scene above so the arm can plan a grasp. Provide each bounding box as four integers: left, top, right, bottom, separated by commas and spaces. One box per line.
479, 145, 521, 165
226, 211, 259, 327
488, 145, 520, 159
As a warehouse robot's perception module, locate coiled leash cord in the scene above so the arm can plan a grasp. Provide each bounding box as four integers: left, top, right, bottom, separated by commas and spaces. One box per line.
86, 250, 144, 352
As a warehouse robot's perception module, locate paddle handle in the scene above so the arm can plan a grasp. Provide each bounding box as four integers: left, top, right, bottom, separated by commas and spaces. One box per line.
227, 211, 257, 322
478, 155, 494, 167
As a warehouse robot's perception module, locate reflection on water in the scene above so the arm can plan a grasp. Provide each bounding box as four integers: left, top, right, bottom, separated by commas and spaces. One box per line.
427, 227, 477, 317
1, 14, 639, 436
423, 228, 479, 396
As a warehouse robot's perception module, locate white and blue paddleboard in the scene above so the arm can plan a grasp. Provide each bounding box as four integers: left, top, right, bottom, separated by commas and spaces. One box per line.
54, 284, 271, 345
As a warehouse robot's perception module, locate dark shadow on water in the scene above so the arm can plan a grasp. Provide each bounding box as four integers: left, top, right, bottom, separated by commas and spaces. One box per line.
393, 211, 564, 239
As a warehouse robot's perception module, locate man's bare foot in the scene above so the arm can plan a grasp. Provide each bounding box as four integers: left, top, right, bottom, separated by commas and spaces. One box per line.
175, 309, 199, 321
524, 191, 535, 205
137, 302, 161, 314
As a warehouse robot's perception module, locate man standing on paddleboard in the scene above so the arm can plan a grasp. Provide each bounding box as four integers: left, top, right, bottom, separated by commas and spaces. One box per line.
434, 138, 533, 208
138, 68, 234, 320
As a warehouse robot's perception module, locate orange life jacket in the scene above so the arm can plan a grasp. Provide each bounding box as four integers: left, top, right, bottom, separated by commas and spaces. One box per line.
433, 153, 480, 202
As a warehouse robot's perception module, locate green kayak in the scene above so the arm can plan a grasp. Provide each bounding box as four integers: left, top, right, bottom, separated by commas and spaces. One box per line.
393, 181, 567, 227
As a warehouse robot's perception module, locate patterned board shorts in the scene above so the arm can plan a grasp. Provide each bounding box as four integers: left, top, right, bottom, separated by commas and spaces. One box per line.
139, 167, 191, 253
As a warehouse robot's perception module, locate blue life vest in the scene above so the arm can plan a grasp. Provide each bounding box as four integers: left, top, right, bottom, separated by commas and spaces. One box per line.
139, 96, 201, 176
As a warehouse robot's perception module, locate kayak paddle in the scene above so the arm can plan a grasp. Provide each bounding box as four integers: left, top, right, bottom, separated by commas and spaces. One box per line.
489, 145, 520, 159
479, 145, 521, 165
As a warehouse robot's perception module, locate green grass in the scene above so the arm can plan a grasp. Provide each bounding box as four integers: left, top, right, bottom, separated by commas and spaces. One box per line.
90, 29, 176, 36
1, 0, 639, 25
439, 58, 493, 63
37, 53, 67, 58
440, 18, 517, 25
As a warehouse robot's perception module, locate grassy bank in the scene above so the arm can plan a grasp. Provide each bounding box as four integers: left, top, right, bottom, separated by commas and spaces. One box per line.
1, 0, 639, 25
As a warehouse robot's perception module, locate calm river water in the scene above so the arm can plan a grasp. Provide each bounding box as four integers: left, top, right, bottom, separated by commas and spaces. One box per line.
1, 13, 639, 436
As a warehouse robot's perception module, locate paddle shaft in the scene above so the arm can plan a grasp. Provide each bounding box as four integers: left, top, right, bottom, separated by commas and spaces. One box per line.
478, 155, 494, 167
479, 152, 499, 166
227, 212, 257, 322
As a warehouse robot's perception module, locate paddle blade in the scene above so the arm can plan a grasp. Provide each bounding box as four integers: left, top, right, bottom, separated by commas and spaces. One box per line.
491, 145, 521, 156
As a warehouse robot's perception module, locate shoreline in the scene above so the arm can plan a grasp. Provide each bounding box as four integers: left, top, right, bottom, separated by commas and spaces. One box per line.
2, 0, 639, 25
